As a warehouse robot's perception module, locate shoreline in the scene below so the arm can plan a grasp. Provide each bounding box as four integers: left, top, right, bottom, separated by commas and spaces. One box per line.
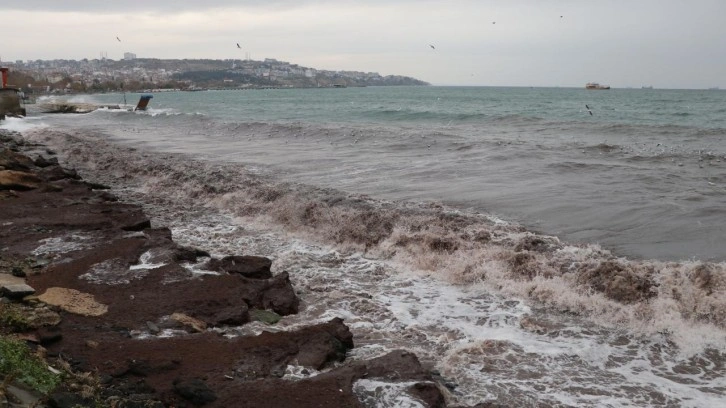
0, 129, 450, 407
4, 123, 726, 406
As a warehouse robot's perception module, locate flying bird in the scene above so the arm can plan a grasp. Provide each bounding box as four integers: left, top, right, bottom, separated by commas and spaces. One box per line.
429, 44, 435, 50
116, 36, 121, 42
585, 104, 593, 115
237, 43, 241, 49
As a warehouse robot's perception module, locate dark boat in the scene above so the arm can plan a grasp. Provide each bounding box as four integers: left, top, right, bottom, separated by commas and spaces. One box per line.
134, 95, 153, 111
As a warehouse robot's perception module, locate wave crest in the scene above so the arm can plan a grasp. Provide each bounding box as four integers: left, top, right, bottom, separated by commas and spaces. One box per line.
24, 128, 726, 351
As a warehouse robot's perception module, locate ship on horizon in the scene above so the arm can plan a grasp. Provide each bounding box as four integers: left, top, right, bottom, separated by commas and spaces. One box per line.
586, 82, 610, 90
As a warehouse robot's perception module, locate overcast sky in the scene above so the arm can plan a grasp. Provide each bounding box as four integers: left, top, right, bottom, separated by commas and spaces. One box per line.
1, 0, 725, 88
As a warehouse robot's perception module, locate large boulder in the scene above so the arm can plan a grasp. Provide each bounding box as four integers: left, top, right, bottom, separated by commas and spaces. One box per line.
33, 155, 58, 168
239, 271, 299, 315
205, 255, 272, 279
173, 378, 217, 405
37, 287, 108, 316
37, 165, 81, 181
0, 149, 34, 171
293, 317, 354, 369
0, 170, 41, 190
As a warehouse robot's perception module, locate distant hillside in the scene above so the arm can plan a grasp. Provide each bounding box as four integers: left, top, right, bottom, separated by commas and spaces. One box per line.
158, 58, 429, 88
5, 58, 428, 93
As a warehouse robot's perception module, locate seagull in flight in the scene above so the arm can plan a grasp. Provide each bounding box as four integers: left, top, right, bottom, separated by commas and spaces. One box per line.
116, 36, 121, 42
237, 43, 241, 49
429, 44, 435, 49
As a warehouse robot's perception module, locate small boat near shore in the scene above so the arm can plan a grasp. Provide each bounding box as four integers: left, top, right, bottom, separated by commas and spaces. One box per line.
38, 95, 153, 114
586, 82, 610, 90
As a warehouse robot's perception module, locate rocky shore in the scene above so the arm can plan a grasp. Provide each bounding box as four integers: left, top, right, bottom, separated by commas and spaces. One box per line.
0, 129, 457, 407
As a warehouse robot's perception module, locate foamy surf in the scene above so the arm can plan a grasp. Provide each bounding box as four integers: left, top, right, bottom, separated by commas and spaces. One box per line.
22, 127, 726, 407
0, 116, 48, 133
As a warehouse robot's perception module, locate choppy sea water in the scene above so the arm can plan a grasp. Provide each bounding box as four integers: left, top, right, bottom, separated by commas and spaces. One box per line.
5, 86, 726, 407
26, 86, 726, 262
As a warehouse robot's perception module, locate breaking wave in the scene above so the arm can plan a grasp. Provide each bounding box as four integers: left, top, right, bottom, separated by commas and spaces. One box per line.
24, 128, 726, 355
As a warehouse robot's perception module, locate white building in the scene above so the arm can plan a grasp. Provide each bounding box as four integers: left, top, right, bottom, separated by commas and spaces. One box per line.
123, 52, 137, 61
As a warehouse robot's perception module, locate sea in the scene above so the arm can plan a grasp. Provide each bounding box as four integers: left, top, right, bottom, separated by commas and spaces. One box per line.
4, 86, 726, 407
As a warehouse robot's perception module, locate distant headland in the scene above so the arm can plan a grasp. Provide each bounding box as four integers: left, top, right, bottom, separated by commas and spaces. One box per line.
2, 57, 429, 94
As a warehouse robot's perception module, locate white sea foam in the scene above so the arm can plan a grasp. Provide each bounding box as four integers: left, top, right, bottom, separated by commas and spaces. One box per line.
142, 214, 726, 407
353, 379, 428, 408
129, 250, 167, 270
283, 365, 321, 380
80, 257, 150, 285
31, 232, 97, 257
0, 116, 47, 132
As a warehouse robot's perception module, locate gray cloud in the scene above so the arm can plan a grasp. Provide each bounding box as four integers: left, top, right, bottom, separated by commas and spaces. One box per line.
2, 0, 726, 88
4, 0, 379, 13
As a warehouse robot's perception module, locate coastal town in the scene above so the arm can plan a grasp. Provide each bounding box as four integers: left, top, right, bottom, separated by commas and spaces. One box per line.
1, 56, 428, 95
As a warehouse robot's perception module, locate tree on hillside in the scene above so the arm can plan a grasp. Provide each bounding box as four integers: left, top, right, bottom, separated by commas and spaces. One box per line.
6, 71, 50, 92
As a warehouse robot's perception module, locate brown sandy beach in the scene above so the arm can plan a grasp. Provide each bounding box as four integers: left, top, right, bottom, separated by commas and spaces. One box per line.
0, 128, 458, 407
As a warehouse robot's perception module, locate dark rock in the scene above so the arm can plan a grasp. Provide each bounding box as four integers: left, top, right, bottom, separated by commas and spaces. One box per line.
0, 170, 41, 190
140, 227, 174, 247
294, 317, 354, 369
230, 318, 355, 381
40, 183, 64, 193
0, 149, 34, 171
115, 398, 165, 408
173, 378, 217, 405
119, 214, 152, 231
48, 392, 95, 408
84, 181, 111, 190
249, 309, 281, 324
146, 321, 161, 335
11, 266, 25, 277
38, 165, 81, 181
239, 271, 299, 315
408, 382, 447, 408
34, 155, 59, 168
0, 283, 35, 299
173, 246, 210, 263
193, 301, 249, 327
127, 360, 153, 377
98, 191, 119, 202
363, 349, 429, 380
205, 255, 272, 279
37, 327, 63, 345
124, 358, 180, 378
